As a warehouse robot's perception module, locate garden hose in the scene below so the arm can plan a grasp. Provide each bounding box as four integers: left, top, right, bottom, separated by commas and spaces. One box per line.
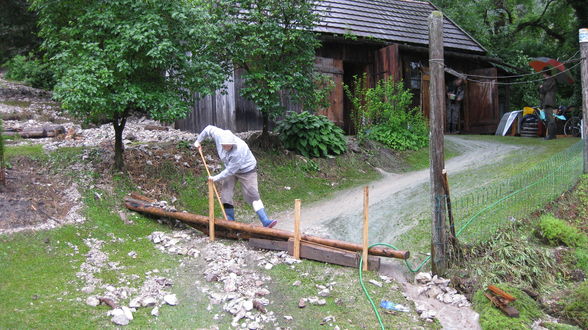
358, 243, 431, 330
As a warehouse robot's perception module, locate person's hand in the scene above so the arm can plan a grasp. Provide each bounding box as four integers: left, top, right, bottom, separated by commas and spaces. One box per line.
194, 141, 201, 149
208, 176, 216, 182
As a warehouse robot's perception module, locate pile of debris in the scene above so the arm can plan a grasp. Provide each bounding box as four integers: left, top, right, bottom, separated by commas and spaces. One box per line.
410, 272, 471, 322
76, 234, 179, 326
148, 229, 303, 329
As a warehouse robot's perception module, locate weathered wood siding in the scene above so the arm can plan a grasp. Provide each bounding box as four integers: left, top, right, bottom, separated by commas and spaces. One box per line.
233, 69, 265, 132
175, 73, 237, 133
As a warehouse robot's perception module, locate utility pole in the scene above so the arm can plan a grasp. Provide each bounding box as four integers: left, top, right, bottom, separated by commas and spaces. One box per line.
428, 11, 447, 275
580, 28, 588, 173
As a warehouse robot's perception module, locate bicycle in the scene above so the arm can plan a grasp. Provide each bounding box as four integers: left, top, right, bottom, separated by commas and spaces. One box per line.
562, 106, 582, 137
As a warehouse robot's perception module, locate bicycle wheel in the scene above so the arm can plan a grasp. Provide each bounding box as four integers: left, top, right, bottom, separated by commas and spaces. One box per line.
564, 117, 581, 137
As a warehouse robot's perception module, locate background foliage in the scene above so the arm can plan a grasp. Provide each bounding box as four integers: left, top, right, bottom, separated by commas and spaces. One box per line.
431, 0, 585, 109
344, 74, 428, 151
4, 54, 55, 90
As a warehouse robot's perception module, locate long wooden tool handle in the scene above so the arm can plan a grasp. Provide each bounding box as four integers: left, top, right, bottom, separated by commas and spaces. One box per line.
198, 147, 227, 220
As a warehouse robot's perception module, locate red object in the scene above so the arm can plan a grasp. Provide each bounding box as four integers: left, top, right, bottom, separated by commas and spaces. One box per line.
529, 57, 574, 84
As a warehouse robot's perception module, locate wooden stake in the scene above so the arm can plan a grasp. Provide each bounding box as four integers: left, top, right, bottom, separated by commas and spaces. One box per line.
208, 178, 215, 241
428, 11, 448, 275
579, 28, 588, 173
198, 147, 227, 220
362, 186, 369, 271
293, 199, 301, 259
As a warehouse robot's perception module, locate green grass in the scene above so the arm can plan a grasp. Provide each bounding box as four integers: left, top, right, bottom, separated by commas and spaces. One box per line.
473, 284, 543, 329
4, 144, 46, 161
266, 260, 439, 329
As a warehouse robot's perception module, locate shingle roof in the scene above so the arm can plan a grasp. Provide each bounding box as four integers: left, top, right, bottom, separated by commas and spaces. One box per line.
315, 0, 486, 53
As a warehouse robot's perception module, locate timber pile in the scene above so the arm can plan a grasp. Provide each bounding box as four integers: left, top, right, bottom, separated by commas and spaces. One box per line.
3, 125, 65, 138
124, 193, 410, 269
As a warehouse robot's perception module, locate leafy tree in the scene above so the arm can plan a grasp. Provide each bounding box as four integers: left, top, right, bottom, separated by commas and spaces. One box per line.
0, 0, 40, 62
431, 0, 583, 108
217, 0, 324, 140
31, 0, 231, 170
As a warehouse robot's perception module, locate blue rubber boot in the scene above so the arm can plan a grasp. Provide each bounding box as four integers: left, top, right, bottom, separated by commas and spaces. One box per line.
256, 208, 277, 228
223, 203, 235, 221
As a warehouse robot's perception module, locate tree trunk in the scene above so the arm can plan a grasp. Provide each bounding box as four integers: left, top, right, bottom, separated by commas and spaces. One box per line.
112, 110, 128, 171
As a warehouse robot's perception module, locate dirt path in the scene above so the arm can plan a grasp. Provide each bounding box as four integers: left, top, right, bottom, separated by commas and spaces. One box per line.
275, 136, 525, 244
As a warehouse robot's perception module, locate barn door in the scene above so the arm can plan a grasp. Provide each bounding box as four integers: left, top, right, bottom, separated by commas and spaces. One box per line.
315, 57, 344, 128
465, 68, 499, 133
374, 44, 401, 83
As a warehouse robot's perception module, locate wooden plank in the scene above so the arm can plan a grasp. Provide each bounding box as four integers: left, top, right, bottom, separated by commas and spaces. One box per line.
249, 238, 380, 270
487, 285, 516, 302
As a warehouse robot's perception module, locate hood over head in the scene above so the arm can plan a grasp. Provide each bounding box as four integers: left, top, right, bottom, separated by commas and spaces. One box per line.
219, 130, 236, 145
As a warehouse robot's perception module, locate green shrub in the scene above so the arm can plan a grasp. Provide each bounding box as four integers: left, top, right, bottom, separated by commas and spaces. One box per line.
562, 281, 588, 329
575, 248, 588, 272
275, 111, 346, 158
538, 215, 588, 248
4, 54, 55, 90
473, 284, 543, 329
344, 74, 428, 150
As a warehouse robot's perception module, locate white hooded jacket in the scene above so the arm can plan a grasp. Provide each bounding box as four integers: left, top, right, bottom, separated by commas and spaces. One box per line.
196, 125, 257, 181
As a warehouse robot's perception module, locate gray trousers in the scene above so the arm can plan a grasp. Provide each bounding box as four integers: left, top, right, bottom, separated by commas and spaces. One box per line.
447, 102, 461, 132
219, 170, 260, 205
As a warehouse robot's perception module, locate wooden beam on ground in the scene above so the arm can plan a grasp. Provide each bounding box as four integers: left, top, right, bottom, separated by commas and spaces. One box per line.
248, 238, 381, 271
124, 194, 410, 260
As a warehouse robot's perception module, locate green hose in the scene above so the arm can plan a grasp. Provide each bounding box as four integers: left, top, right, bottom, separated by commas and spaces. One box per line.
358, 243, 431, 330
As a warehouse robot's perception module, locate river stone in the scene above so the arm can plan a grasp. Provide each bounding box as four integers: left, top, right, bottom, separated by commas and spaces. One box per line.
85, 296, 100, 307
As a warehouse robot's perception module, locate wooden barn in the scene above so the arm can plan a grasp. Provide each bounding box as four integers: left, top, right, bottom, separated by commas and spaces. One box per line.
176, 0, 510, 135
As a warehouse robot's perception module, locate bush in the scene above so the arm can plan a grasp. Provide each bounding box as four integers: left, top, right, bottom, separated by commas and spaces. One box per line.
473, 284, 543, 329
275, 111, 347, 158
538, 215, 588, 248
562, 281, 588, 329
344, 74, 428, 150
4, 54, 55, 90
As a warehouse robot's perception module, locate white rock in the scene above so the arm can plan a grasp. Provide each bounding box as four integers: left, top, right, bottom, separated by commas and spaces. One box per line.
292, 280, 301, 286
111, 314, 130, 326
264, 263, 273, 270
129, 298, 141, 308
243, 300, 253, 311
164, 294, 178, 306
151, 307, 160, 316
415, 272, 432, 284
85, 296, 100, 307
318, 289, 330, 297
121, 306, 134, 321
368, 280, 382, 287
141, 296, 157, 307
284, 315, 293, 321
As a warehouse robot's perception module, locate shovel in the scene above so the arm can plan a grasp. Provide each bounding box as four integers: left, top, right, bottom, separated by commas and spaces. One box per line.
197, 147, 228, 220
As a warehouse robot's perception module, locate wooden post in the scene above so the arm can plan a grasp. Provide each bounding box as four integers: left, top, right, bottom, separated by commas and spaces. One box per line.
208, 178, 215, 241
293, 199, 301, 259
428, 11, 448, 275
362, 186, 369, 271
579, 28, 588, 173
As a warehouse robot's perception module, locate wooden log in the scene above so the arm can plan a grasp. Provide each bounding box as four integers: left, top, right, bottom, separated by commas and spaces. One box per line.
19, 128, 47, 138
45, 125, 65, 137
144, 125, 169, 131
488, 285, 516, 302
248, 238, 380, 271
124, 195, 410, 259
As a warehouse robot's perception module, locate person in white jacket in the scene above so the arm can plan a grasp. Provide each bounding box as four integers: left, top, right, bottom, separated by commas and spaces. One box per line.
194, 125, 277, 228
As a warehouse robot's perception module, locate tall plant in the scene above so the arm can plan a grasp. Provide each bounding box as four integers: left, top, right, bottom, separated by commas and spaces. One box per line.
344, 74, 428, 151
